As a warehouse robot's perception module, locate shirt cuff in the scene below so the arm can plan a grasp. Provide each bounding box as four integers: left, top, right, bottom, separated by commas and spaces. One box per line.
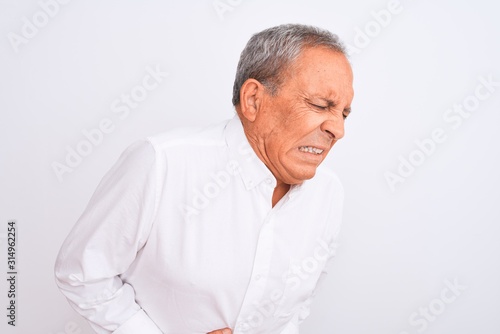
113, 309, 163, 334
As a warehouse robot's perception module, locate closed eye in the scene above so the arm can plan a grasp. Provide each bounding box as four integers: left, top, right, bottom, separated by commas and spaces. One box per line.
310, 103, 328, 111
308, 100, 351, 119
343, 108, 351, 119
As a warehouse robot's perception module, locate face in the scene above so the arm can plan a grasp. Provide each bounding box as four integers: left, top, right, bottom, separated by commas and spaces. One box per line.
247, 47, 354, 185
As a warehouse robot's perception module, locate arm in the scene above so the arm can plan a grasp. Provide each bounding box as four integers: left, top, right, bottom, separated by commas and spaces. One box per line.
54, 139, 163, 333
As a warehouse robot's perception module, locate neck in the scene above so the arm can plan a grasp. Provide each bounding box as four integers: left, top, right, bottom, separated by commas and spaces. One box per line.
272, 182, 291, 207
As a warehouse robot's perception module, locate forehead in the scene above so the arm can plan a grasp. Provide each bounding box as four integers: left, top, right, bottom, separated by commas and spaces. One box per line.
287, 47, 354, 99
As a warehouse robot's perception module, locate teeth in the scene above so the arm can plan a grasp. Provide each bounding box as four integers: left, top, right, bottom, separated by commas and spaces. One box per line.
299, 146, 324, 154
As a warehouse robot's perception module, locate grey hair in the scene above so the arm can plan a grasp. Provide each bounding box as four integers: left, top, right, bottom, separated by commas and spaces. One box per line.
232, 23, 347, 106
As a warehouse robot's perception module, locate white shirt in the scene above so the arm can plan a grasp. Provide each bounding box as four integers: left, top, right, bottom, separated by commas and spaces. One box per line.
55, 115, 344, 334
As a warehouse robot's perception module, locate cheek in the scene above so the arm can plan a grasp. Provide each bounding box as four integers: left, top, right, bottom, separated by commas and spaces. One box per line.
265, 103, 319, 152
284, 113, 322, 142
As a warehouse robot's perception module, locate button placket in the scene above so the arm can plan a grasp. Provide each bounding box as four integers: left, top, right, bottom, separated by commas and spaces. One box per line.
233, 212, 276, 333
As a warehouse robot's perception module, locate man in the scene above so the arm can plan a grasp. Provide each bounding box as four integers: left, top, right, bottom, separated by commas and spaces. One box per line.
55, 23, 354, 334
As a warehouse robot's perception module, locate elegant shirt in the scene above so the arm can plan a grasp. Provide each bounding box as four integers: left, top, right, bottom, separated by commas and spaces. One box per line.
54, 115, 344, 334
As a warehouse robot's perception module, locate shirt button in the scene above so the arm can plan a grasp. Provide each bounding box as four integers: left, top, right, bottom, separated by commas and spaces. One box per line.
255, 274, 262, 281
265, 178, 273, 185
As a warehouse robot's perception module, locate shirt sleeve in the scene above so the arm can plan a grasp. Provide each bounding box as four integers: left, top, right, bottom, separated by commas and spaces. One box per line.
54, 139, 163, 334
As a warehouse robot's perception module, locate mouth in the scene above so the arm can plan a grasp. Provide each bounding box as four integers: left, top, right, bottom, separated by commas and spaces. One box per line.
298, 146, 324, 155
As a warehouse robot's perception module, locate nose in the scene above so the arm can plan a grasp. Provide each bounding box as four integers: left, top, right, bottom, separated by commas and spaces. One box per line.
320, 118, 345, 142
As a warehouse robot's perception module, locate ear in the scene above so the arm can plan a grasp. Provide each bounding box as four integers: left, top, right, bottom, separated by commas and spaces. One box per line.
239, 78, 265, 122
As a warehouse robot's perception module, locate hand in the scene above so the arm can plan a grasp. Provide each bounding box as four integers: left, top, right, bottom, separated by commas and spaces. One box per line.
207, 328, 232, 334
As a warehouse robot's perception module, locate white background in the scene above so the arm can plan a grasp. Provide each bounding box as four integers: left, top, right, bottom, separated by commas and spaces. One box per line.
1, 0, 499, 333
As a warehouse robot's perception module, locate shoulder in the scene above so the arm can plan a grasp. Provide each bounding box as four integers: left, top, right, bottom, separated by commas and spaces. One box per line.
114, 119, 231, 173
145, 119, 230, 152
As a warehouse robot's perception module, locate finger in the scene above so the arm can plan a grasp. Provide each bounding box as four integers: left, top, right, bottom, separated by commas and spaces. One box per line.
207, 328, 232, 334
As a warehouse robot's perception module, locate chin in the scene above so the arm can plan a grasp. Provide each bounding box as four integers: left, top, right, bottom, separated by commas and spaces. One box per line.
281, 158, 320, 184
290, 168, 317, 184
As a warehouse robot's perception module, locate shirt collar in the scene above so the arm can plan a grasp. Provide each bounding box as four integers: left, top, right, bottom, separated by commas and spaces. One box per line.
224, 115, 276, 190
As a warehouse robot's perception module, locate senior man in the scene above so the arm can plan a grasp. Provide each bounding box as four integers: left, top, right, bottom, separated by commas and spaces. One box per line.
55, 23, 354, 334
